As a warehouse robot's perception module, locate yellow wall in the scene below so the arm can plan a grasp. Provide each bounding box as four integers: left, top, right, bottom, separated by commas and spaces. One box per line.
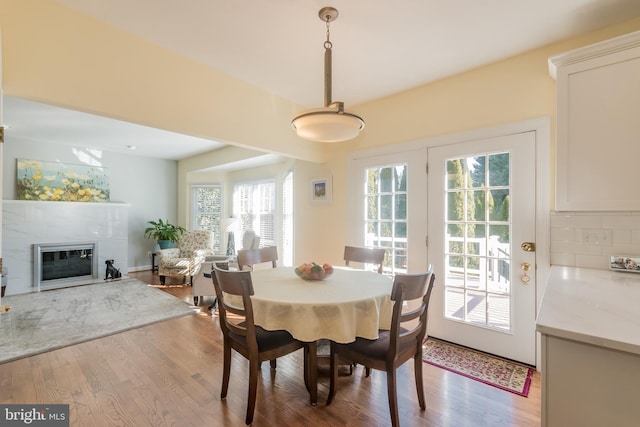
0, 0, 328, 162
2, 0, 640, 265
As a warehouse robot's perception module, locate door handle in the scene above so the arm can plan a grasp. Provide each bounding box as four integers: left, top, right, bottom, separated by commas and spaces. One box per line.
521, 242, 536, 252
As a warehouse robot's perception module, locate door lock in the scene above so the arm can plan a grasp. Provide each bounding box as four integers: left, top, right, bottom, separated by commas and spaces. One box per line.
520, 262, 532, 285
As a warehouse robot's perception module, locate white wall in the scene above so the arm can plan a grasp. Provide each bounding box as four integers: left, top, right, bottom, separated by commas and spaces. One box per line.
2, 136, 178, 271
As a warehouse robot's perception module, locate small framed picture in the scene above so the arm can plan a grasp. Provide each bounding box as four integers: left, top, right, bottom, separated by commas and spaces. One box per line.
610, 255, 640, 273
311, 176, 332, 204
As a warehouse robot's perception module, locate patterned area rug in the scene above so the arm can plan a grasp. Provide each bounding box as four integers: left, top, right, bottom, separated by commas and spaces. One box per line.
422, 338, 534, 397
0, 277, 195, 364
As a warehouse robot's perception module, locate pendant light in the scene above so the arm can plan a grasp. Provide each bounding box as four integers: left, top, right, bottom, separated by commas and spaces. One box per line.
291, 7, 365, 143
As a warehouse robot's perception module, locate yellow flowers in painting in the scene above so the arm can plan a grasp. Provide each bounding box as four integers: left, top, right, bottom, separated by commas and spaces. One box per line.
17, 159, 110, 202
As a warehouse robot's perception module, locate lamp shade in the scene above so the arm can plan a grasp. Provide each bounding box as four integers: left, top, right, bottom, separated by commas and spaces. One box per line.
220, 217, 238, 233
291, 108, 365, 143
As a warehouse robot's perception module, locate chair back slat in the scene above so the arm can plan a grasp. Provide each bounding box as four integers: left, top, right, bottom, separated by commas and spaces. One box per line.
237, 246, 278, 271
343, 246, 385, 274
212, 266, 258, 347
388, 266, 435, 358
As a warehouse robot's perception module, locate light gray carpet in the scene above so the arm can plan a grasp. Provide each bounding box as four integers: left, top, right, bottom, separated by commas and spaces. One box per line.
0, 277, 195, 364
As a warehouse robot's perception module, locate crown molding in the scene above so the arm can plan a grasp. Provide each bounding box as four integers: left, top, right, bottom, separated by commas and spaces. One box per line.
548, 30, 640, 79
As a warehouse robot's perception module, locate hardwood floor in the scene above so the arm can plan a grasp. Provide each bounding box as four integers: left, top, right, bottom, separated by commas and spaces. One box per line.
0, 270, 541, 426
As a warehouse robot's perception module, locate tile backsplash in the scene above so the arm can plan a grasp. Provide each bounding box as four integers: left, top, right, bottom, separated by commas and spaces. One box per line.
550, 211, 640, 270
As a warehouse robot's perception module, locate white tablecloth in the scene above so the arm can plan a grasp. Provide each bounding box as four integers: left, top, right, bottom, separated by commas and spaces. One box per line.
249, 267, 393, 343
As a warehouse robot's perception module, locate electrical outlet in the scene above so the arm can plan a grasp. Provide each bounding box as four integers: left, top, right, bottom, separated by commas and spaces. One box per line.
582, 229, 612, 245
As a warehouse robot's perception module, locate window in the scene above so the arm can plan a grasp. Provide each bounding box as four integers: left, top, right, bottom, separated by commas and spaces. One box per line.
364, 164, 408, 274
191, 184, 223, 253
282, 171, 293, 266
233, 181, 276, 248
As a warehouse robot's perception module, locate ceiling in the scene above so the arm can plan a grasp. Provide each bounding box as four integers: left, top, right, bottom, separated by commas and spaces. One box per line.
3, 96, 227, 160
6, 0, 640, 160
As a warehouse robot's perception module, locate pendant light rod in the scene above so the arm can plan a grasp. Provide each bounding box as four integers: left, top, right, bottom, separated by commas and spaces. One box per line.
324, 37, 332, 107
320, 7, 338, 107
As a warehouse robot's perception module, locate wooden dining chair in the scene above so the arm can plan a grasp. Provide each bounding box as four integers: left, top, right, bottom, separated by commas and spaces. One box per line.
344, 245, 386, 274
320, 245, 386, 374
326, 267, 436, 427
237, 246, 278, 271
211, 265, 312, 425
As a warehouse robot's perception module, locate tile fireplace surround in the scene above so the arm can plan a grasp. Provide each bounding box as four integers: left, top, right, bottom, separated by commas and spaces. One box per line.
2, 200, 129, 295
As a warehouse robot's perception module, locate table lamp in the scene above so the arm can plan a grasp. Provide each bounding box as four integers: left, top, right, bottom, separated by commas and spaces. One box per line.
220, 218, 238, 256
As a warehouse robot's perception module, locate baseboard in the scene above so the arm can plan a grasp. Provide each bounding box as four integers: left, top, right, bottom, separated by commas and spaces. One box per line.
128, 265, 153, 273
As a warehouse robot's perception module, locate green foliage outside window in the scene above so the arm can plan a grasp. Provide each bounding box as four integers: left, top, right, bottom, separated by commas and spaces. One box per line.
447, 153, 511, 271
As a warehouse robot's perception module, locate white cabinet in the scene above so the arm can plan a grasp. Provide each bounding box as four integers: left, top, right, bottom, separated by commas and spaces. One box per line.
549, 31, 640, 211
537, 267, 640, 427
540, 334, 640, 427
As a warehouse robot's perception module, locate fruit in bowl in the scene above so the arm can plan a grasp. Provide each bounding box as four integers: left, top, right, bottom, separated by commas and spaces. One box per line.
295, 262, 334, 281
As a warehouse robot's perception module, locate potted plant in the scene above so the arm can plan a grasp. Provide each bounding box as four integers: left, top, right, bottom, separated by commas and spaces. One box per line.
144, 218, 186, 249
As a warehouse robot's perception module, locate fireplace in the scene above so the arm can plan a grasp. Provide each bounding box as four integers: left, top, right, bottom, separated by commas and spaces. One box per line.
3, 200, 129, 295
33, 242, 99, 291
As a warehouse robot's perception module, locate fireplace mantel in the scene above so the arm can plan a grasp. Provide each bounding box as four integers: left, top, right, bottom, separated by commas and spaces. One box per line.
2, 200, 130, 295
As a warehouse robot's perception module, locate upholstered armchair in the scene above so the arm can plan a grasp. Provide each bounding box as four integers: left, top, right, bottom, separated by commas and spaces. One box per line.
157, 230, 214, 285
241, 229, 260, 250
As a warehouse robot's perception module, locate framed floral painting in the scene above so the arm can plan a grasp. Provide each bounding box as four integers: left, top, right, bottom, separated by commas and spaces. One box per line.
16, 158, 110, 202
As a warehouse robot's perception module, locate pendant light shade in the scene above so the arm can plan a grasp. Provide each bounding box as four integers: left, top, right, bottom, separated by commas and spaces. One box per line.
292, 103, 364, 143
291, 7, 365, 143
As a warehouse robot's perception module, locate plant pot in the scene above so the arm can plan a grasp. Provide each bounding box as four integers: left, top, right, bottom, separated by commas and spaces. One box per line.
158, 240, 175, 249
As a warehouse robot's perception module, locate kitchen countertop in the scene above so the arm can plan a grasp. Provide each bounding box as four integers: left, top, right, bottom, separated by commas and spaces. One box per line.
536, 266, 640, 356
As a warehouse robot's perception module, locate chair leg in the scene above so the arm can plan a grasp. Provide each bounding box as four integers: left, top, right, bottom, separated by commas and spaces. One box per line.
270, 359, 277, 369
414, 353, 426, 409
307, 341, 318, 406
246, 358, 260, 425
386, 369, 400, 427
160, 275, 166, 285
303, 345, 310, 392
326, 342, 338, 405
221, 344, 232, 400
193, 296, 199, 306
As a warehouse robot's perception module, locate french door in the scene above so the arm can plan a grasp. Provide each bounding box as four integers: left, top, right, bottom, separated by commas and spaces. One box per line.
350, 126, 544, 366
427, 132, 537, 365
349, 151, 429, 274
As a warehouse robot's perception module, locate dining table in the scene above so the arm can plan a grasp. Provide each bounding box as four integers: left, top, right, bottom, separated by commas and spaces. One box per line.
247, 266, 394, 405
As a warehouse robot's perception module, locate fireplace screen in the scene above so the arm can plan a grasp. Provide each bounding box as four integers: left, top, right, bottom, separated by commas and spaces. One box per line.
33, 242, 98, 291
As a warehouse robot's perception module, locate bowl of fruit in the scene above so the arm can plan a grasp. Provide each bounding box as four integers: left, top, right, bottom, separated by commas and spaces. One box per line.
294, 262, 334, 281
